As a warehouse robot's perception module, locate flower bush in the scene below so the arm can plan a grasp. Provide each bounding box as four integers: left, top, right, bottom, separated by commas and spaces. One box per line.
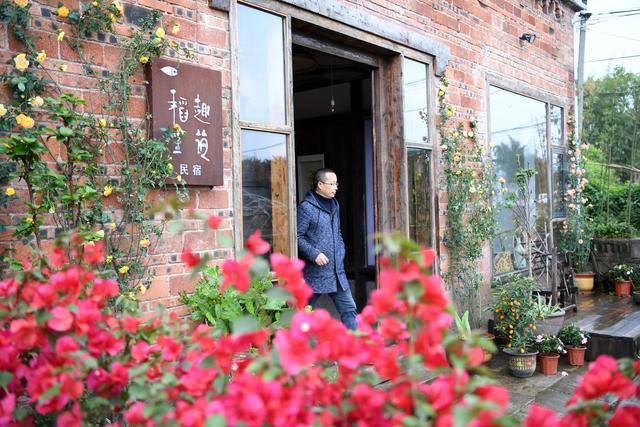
532, 334, 565, 355
609, 263, 634, 283
559, 324, 590, 348
491, 274, 537, 352
0, 216, 639, 425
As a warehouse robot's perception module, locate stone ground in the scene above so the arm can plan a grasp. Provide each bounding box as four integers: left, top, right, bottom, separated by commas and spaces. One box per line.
485, 352, 588, 421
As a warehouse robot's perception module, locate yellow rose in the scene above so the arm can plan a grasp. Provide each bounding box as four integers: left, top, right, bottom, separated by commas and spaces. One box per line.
109, 13, 116, 23
468, 131, 475, 138
57, 5, 69, 17
139, 55, 149, 64
0, 104, 7, 117
113, 0, 124, 15
92, 0, 98, 5
96, 229, 105, 239
5, 187, 15, 196
99, 118, 107, 128
153, 37, 162, 46
14, 53, 29, 72
167, 163, 173, 171
16, 114, 34, 129
446, 110, 453, 117
139, 238, 151, 248
107, 222, 116, 231
176, 175, 182, 182
25, 217, 33, 223
29, 96, 44, 108
155, 27, 165, 39
172, 24, 180, 34
59, 64, 67, 72
57, 31, 65, 41
118, 265, 129, 275
36, 50, 46, 63
14, 0, 28, 8
103, 184, 113, 197
136, 284, 147, 294
105, 255, 113, 263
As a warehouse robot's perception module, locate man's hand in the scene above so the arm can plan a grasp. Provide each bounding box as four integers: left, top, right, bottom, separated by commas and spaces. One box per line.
315, 253, 329, 266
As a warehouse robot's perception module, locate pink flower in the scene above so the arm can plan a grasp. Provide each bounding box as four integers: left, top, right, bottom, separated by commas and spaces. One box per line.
181, 249, 201, 268
525, 404, 559, 427
245, 230, 270, 255
207, 214, 222, 229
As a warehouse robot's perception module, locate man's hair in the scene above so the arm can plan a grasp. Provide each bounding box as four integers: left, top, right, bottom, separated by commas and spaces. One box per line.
313, 168, 335, 190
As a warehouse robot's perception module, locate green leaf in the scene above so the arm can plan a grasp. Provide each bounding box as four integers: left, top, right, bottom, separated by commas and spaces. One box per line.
38, 383, 61, 403
17, 82, 25, 92
231, 315, 261, 335
200, 356, 215, 369
264, 286, 291, 303
128, 382, 147, 400
58, 126, 73, 137
0, 371, 13, 388
206, 414, 227, 427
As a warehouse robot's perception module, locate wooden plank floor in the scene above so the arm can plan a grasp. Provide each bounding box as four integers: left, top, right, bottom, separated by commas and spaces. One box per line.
565, 293, 640, 360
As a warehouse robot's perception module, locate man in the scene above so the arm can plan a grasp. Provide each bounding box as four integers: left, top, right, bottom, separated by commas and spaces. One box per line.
297, 168, 357, 330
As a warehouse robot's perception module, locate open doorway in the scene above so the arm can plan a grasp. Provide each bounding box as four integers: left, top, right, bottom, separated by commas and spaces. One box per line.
292, 44, 376, 312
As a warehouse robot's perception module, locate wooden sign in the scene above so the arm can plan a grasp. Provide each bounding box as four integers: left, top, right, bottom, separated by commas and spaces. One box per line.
148, 58, 223, 187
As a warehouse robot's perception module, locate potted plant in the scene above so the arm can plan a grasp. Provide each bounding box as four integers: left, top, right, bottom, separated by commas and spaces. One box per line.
531, 334, 565, 375
532, 294, 565, 336
558, 324, 590, 366
609, 263, 633, 297
491, 275, 538, 377
452, 310, 496, 364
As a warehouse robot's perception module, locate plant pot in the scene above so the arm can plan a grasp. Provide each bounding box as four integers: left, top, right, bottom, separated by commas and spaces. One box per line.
503, 348, 538, 378
483, 333, 496, 363
615, 280, 631, 297
538, 353, 560, 375
566, 345, 587, 366
575, 272, 595, 293
534, 309, 565, 336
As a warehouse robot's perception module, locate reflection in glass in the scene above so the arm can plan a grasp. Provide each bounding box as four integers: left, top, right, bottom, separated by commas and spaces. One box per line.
238, 4, 286, 125
241, 130, 289, 254
407, 148, 431, 245
490, 87, 548, 274
552, 148, 567, 219
402, 58, 428, 145
550, 105, 563, 146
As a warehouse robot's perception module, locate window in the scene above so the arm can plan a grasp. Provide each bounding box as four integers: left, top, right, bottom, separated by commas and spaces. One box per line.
238, 4, 291, 254
403, 58, 432, 246
490, 87, 551, 275
552, 148, 567, 219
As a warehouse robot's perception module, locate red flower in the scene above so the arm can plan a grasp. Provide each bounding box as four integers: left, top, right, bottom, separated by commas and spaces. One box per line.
570, 355, 635, 402
131, 341, 152, 362
50, 247, 68, 268
181, 249, 202, 268
10, 316, 42, 350
475, 385, 509, 410
207, 214, 222, 230
55, 336, 80, 355
0, 394, 15, 426
83, 240, 105, 265
89, 279, 119, 301
221, 254, 253, 293
609, 405, 640, 427
47, 306, 74, 332
122, 316, 142, 333
245, 230, 270, 255
158, 336, 183, 361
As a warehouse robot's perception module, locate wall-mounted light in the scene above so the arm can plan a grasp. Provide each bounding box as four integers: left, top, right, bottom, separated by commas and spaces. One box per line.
519, 33, 537, 45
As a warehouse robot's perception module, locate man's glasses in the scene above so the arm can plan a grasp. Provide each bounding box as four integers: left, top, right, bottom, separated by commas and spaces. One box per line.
321, 181, 339, 187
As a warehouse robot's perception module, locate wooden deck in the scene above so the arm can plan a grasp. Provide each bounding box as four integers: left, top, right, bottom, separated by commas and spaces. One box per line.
565, 293, 640, 360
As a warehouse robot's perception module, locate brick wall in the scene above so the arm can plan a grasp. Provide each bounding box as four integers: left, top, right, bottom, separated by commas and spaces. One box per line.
0, 0, 580, 312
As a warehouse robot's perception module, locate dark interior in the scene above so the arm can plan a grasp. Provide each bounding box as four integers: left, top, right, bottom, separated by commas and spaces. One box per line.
292, 44, 375, 311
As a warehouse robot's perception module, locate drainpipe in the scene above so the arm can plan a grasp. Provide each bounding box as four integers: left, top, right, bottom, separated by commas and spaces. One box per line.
576, 4, 591, 140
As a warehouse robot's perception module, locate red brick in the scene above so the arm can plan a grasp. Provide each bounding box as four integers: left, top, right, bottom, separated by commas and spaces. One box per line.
198, 190, 229, 209
169, 273, 197, 295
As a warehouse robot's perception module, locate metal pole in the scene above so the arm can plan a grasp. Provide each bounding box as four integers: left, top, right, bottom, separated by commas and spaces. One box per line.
576, 7, 591, 142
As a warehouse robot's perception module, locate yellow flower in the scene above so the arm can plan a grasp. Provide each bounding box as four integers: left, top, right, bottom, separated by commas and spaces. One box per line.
498, 177, 506, 185
469, 186, 476, 194
57, 31, 65, 41
109, 13, 116, 23
105, 255, 113, 263
167, 163, 173, 171
155, 27, 165, 39
5, 187, 15, 196
36, 50, 46, 63
173, 123, 182, 133
25, 217, 33, 223
118, 265, 129, 275
14, 53, 29, 71
113, 0, 124, 15
172, 23, 180, 34
29, 96, 44, 108
92, 0, 98, 5
107, 222, 116, 231
57, 5, 69, 17
103, 184, 113, 197
468, 131, 475, 138
99, 118, 107, 128
96, 230, 105, 239
16, 113, 34, 129
139, 55, 149, 64
153, 37, 162, 45
438, 89, 445, 97
0, 104, 7, 117
14, 0, 28, 7
136, 284, 147, 294
59, 64, 67, 72
139, 238, 151, 248
446, 109, 453, 117
176, 175, 182, 182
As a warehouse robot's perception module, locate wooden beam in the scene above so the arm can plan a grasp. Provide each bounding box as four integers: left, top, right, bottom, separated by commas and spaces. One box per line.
292, 33, 379, 68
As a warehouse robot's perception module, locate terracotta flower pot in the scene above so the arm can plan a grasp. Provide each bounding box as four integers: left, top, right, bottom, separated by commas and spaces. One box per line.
615, 280, 631, 297
575, 272, 595, 293
538, 353, 560, 375
483, 333, 496, 363
566, 345, 587, 366
503, 348, 538, 378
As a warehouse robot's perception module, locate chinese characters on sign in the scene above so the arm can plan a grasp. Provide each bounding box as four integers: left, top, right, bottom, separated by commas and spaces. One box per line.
148, 58, 223, 186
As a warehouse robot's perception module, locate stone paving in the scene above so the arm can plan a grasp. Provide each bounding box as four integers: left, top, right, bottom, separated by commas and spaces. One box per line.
485, 352, 588, 421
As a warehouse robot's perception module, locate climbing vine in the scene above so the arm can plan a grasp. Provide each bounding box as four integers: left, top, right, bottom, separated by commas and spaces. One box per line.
0, 0, 192, 298
436, 77, 497, 328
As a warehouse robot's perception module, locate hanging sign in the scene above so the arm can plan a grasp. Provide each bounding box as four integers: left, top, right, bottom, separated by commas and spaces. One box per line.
148, 58, 223, 186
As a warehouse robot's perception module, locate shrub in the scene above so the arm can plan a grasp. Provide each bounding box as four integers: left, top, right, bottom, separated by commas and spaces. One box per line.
592, 217, 638, 238
558, 324, 590, 348
609, 263, 634, 283
532, 334, 565, 355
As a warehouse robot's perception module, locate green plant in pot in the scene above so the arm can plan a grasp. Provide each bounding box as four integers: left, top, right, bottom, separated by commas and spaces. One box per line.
609, 263, 633, 297
491, 275, 538, 377
531, 334, 565, 375
532, 294, 565, 336
558, 324, 590, 366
